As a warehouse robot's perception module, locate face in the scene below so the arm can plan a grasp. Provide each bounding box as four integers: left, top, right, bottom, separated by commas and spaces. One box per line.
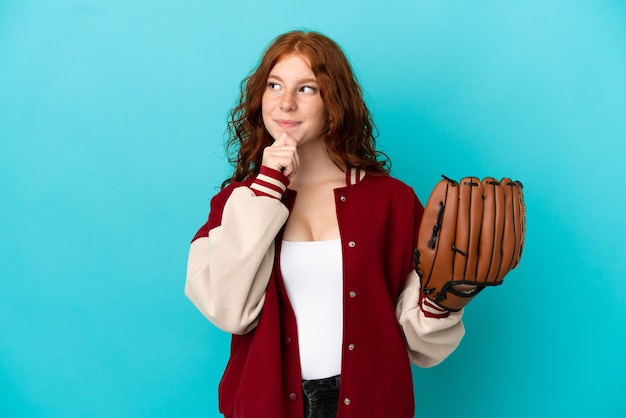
261, 54, 327, 146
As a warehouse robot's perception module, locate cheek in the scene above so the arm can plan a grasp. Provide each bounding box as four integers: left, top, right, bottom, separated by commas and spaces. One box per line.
261, 98, 277, 134
261, 93, 269, 115
316, 103, 329, 126
261, 96, 272, 122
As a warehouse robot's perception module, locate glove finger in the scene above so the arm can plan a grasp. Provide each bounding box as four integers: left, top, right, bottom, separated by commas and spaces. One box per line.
478, 177, 505, 284
417, 177, 459, 294
453, 177, 483, 283
509, 179, 525, 269
499, 178, 517, 280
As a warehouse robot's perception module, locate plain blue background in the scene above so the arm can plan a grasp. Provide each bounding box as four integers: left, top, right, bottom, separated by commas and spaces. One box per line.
1, 0, 625, 417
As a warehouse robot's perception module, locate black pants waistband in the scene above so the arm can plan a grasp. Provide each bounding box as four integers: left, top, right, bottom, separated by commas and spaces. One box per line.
301, 375, 340, 418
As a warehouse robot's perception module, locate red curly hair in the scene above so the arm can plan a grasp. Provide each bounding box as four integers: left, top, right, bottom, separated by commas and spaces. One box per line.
223, 30, 390, 187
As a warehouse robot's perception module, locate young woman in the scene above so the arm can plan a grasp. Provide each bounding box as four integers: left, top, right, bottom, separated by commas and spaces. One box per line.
186, 30, 465, 418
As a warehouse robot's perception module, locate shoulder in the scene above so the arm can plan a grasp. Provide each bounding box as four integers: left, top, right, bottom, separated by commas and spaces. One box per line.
210, 177, 256, 206
361, 173, 424, 218
362, 173, 417, 197
193, 176, 258, 240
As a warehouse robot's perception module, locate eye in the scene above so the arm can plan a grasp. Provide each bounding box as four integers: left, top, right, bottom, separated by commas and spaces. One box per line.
300, 85, 317, 94
267, 82, 281, 90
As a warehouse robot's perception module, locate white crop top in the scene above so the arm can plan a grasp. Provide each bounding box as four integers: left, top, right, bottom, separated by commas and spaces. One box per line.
280, 239, 343, 380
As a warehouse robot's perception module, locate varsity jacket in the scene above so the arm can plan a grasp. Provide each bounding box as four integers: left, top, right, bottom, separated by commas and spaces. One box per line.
186, 166, 465, 418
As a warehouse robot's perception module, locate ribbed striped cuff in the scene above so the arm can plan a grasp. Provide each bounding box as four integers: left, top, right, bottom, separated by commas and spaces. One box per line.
250, 166, 290, 199
420, 291, 450, 319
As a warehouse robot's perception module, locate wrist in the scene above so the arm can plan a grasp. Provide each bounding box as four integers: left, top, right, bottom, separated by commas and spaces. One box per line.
250, 166, 290, 199
419, 290, 450, 319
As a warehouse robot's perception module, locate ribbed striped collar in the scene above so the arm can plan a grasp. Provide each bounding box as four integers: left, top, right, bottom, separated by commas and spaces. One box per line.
346, 167, 366, 186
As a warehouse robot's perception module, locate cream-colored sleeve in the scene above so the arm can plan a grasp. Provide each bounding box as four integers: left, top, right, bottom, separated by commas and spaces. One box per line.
396, 270, 465, 367
185, 187, 289, 334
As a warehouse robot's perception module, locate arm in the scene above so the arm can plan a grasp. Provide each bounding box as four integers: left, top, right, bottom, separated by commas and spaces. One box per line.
185, 167, 290, 334
395, 269, 465, 367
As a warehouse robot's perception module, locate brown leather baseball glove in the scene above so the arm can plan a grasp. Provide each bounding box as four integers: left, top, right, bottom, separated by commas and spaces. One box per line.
416, 175, 526, 311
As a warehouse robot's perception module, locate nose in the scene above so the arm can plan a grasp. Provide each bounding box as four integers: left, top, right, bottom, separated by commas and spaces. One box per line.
279, 92, 296, 112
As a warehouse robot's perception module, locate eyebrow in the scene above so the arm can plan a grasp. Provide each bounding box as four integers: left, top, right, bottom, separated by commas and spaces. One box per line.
267, 74, 319, 84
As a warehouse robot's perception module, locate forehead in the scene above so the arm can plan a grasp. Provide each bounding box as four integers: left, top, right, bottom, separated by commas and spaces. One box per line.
269, 54, 316, 79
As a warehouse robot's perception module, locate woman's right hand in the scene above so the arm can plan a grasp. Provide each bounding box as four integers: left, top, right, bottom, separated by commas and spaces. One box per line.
261, 132, 299, 179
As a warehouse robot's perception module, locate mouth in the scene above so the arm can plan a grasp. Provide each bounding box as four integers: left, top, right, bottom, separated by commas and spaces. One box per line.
275, 119, 301, 129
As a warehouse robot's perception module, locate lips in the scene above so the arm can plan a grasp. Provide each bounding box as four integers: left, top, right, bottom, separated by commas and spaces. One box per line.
275, 119, 301, 129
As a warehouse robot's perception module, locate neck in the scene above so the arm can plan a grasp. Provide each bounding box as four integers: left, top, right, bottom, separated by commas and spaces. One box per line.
290, 139, 346, 188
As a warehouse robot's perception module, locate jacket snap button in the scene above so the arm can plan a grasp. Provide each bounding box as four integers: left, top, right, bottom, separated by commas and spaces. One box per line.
344, 398, 351, 405
340, 195, 347, 202
348, 343, 355, 351
348, 241, 356, 247
289, 392, 298, 402
284, 336, 292, 345
349, 291, 356, 298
